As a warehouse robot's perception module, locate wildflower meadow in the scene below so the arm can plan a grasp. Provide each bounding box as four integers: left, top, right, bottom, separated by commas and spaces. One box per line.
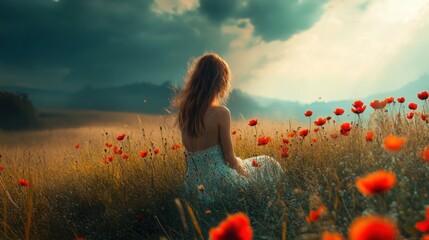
1, 91, 429, 239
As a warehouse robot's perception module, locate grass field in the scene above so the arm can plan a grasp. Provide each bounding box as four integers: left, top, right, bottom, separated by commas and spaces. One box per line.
0, 101, 429, 240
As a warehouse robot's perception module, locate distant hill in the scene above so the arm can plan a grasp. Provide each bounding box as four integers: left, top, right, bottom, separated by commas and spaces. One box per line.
1, 75, 428, 122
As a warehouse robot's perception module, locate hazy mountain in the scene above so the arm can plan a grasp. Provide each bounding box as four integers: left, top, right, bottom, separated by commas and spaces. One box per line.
1, 75, 427, 122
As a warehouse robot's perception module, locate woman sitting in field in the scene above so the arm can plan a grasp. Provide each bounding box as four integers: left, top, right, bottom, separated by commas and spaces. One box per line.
173, 53, 283, 206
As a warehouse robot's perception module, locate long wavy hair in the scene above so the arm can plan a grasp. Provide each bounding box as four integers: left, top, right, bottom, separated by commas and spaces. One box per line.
173, 53, 231, 137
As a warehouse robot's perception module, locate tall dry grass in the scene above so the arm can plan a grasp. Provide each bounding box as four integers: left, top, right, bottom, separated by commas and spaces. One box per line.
0, 106, 428, 239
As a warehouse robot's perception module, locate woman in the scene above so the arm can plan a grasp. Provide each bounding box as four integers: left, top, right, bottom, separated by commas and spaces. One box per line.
173, 53, 282, 206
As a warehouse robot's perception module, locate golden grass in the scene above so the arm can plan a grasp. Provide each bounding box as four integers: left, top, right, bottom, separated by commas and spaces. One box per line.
0, 108, 428, 239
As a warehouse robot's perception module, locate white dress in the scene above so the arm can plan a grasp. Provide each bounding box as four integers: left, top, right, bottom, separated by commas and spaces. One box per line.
182, 144, 283, 206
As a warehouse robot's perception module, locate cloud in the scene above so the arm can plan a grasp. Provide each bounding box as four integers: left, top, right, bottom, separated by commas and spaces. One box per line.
227, 0, 429, 103
0, 0, 232, 90
242, 0, 329, 42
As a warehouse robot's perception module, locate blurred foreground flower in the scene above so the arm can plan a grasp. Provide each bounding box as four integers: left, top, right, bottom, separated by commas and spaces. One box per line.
421, 145, 429, 162
383, 135, 406, 153
322, 231, 344, 240
356, 170, 396, 196
209, 212, 253, 240
348, 215, 398, 240
365, 131, 374, 142
415, 206, 429, 233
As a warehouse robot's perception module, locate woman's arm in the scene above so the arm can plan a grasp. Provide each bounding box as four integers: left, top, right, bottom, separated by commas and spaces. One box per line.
217, 106, 249, 176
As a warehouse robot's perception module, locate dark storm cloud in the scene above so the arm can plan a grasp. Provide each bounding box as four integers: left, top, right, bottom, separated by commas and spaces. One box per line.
0, 0, 328, 90
0, 0, 232, 89
199, 0, 240, 23
197, 0, 328, 42
243, 0, 328, 42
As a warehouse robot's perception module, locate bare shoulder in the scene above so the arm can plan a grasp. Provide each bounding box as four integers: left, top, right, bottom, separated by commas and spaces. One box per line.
213, 105, 231, 118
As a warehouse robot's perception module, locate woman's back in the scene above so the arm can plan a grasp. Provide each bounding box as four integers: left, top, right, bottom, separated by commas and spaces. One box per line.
180, 106, 222, 153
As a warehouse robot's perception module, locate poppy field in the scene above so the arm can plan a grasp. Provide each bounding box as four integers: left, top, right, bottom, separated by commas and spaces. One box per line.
1, 92, 429, 239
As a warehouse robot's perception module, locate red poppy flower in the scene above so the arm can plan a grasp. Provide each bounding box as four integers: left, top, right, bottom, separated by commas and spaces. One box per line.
422, 235, 429, 240
311, 138, 317, 143
407, 112, 414, 119
385, 97, 394, 103
351, 100, 366, 114
356, 170, 396, 196
304, 110, 313, 117
416, 216, 429, 232
74, 144, 80, 149
416, 206, 429, 233
248, 119, 258, 126
257, 137, 271, 146
105, 142, 113, 148
154, 148, 160, 154
365, 131, 374, 142
340, 123, 352, 136
322, 231, 344, 240
232, 130, 237, 135
140, 150, 149, 158
209, 212, 253, 240
409, 102, 418, 110
330, 133, 338, 139
383, 135, 406, 152
116, 133, 126, 141
397, 97, 405, 103
422, 114, 428, 121
418, 91, 429, 100
121, 153, 130, 159
18, 178, 30, 187
170, 143, 181, 150
288, 131, 297, 137
282, 138, 289, 144
102, 156, 114, 164
334, 108, 345, 116
370, 100, 387, 110
113, 146, 123, 154
281, 149, 289, 158
252, 159, 261, 167
421, 145, 429, 162
326, 116, 332, 121
348, 215, 398, 240
0, 166, 4, 171
306, 205, 326, 222
314, 118, 326, 126
299, 129, 309, 137
313, 127, 319, 133
205, 210, 212, 215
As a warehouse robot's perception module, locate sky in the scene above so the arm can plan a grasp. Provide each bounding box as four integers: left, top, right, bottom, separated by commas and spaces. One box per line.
1, 0, 428, 103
